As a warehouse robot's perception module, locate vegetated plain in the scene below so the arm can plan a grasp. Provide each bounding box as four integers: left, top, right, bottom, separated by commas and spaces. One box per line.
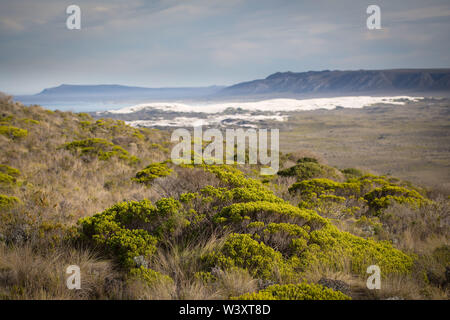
0, 92, 448, 300
279, 98, 450, 195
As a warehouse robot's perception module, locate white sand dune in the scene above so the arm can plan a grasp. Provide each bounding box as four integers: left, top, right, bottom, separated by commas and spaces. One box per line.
126, 113, 288, 128
108, 96, 423, 115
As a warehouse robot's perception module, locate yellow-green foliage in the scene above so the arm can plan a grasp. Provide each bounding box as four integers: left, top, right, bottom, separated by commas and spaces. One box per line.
303, 224, 413, 275
247, 221, 265, 230
0, 165, 21, 178
215, 201, 326, 228
193, 164, 412, 277
0, 125, 28, 139
80, 118, 145, 141
290, 173, 428, 215
262, 223, 310, 255
194, 271, 216, 284
78, 198, 184, 267
364, 185, 427, 213
201, 185, 282, 205
233, 283, 351, 300
0, 114, 13, 124
77, 112, 92, 120
62, 138, 140, 164
202, 165, 284, 203
150, 143, 170, 153
77, 162, 415, 293
212, 202, 412, 276
129, 266, 173, 287
204, 165, 265, 189
133, 162, 173, 185
20, 118, 40, 125
0, 165, 20, 187
341, 168, 364, 179
278, 157, 339, 181
0, 172, 17, 186
0, 194, 20, 209
203, 233, 296, 280
263, 222, 309, 238
79, 121, 92, 129
289, 178, 358, 198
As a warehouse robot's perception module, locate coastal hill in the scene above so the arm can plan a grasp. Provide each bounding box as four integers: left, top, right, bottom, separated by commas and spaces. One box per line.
16, 69, 450, 104
219, 69, 450, 97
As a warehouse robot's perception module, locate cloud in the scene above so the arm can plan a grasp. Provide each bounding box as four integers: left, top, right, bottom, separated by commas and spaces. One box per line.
0, 0, 449, 94
386, 5, 450, 22
0, 18, 26, 32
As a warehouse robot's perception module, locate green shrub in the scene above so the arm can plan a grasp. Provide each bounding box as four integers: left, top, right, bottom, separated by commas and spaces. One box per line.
129, 266, 173, 287
289, 178, 341, 196
194, 271, 216, 284
263, 222, 309, 239
78, 200, 157, 267
78, 198, 187, 267
278, 160, 339, 181
0, 114, 13, 124
232, 283, 351, 300
215, 201, 326, 228
0, 125, 28, 139
0, 165, 20, 177
0, 194, 20, 209
87, 225, 157, 268
0, 165, 21, 188
203, 233, 296, 280
200, 184, 282, 205
297, 157, 319, 164
78, 161, 416, 283
77, 112, 93, 120
341, 168, 364, 179
364, 185, 427, 213
133, 162, 173, 185
0, 172, 17, 186
247, 221, 265, 230
62, 138, 140, 164
300, 224, 414, 275
20, 118, 40, 125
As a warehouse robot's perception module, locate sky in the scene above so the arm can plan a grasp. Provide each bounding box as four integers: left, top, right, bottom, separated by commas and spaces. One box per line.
0, 0, 450, 94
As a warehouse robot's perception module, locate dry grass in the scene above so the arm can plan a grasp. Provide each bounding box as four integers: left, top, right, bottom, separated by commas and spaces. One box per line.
0, 244, 118, 299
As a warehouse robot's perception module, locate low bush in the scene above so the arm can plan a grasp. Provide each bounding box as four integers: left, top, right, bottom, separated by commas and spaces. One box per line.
129, 266, 174, 287
133, 162, 173, 185
78, 198, 187, 267
232, 283, 351, 300
0, 194, 20, 209
0, 125, 28, 139
364, 185, 428, 214
62, 138, 140, 164
0, 165, 20, 177
203, 233, 296, 281
278, 158, 340, 181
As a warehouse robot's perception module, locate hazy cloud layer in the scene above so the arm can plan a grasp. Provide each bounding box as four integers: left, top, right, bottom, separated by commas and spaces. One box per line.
1, 0, 449, 94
